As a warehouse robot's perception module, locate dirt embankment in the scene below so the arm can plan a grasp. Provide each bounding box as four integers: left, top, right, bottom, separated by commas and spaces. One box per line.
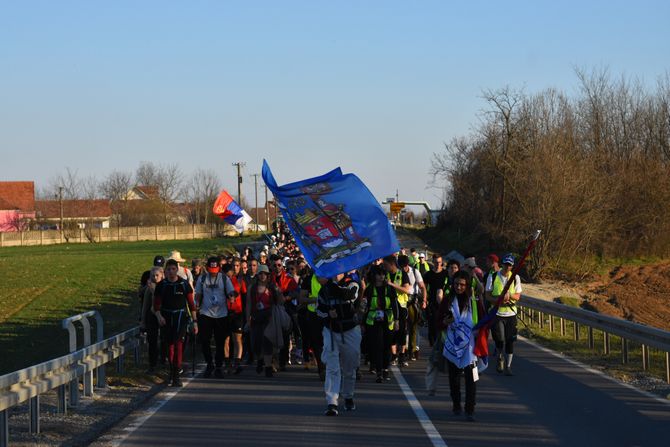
583, 262, 670, 332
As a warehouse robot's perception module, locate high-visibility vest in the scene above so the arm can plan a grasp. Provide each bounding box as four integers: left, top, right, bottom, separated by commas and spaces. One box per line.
418, 261, 430, 273
307, 274, 321, 313
470, 295, 479, 325
366, 286, 394, 330
388, 270, 409, 308
491, 271, 517, 314
442, 276, 453, 297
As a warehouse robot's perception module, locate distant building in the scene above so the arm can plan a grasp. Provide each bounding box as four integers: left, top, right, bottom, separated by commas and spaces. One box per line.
124, 185, 160, 201
35, 199, 113, 229
248, 201, 279, 226
0, 181, 36, 232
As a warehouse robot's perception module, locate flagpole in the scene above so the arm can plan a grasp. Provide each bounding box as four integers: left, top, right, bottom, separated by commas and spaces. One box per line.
474, 230, 541, 330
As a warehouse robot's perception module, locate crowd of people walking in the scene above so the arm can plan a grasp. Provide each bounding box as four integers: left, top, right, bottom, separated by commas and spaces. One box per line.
138, 222, 522, 420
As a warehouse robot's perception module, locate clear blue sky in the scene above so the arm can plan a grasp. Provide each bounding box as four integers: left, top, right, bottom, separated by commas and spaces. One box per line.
1, 1, 668, 209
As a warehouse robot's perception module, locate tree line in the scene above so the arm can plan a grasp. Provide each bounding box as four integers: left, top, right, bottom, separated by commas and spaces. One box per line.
40, 162, 227, 227
431, 68, 670, 279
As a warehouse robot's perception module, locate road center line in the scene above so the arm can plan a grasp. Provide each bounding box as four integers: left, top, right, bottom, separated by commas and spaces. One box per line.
391, 365, 448, 447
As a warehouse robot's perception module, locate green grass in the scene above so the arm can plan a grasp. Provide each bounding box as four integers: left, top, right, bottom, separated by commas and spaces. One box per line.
554, 296, 582, 308
0, 236, 256, 375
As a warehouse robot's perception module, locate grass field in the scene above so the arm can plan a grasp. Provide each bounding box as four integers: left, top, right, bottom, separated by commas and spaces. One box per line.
0, 236, 255, 375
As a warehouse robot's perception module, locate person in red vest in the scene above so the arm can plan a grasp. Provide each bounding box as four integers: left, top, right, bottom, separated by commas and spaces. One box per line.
224, 260, 247, 374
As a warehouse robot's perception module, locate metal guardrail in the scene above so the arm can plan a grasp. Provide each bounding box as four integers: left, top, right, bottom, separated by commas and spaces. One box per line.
518, 295, 670, 384
0, 311, 140, 447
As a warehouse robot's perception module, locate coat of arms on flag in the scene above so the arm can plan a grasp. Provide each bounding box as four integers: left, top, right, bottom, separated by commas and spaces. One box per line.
262, 160, 399, 277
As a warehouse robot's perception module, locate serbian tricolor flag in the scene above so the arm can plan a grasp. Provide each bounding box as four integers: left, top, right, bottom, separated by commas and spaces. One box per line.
212, 190, 252, 233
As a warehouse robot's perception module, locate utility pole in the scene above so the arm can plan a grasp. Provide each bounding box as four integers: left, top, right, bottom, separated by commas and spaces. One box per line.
232, 162, 246, 205
251, 173, 259, 232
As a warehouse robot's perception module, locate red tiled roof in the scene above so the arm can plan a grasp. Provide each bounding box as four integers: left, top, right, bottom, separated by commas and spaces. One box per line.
35, 199, 112, 219
134, 185, 159, 199
0, 181, 35, 211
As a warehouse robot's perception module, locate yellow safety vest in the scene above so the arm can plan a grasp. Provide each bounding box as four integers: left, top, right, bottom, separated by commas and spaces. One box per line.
366, 286, 394, 330
388, 270, 409, 308
492, 271, 517, 314
307, 274, 321, 313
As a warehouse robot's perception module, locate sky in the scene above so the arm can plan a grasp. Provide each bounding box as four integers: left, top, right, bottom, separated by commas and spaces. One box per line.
1, 1, 669, 210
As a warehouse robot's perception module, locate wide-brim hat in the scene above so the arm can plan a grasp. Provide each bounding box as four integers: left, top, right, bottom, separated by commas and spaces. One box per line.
167, 250, 186, 263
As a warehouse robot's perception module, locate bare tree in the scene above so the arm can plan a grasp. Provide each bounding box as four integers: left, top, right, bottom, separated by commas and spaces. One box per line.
100, 170, 134, 226
135, 161, 161, 187
48, 167, 82, 199
100, 170, 134, 201
431, 69, 670, 279
185, 169, 222, 224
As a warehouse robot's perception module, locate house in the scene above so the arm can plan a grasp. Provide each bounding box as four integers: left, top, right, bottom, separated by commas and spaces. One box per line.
0, 181, 36, 231
35, 199, 113, 229
124, 185, 159, 201
248, 201, 279, 228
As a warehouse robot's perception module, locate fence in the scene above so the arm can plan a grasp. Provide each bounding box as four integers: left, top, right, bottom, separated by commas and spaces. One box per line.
518, 295, 670, 384
0, 311, 140, 447
0, 223, 241, 247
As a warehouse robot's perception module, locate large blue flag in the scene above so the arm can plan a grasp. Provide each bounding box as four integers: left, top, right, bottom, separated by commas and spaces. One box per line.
262, 160, 400, 278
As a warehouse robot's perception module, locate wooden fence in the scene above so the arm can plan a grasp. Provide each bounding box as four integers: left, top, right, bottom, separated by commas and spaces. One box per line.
0, 223, 240, 247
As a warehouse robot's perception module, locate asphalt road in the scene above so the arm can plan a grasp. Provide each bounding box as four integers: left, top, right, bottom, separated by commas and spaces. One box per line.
101, 333, 670, 447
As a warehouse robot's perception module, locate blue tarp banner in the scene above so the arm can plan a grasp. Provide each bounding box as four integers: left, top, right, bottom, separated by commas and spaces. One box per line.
262, 160, 400, 278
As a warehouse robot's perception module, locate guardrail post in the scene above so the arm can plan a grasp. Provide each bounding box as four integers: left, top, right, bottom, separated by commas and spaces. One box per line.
588, 327, 594, 349
539, 311, 544, 329
574, 322, 579, 341
63, 319, 80, 407
620, 338, 628, 364
62, 310, 104, 405
29, 395, 40, 434
642, 344, 649, 371
81, 317, 94, 397
603, 332, 610, 355
560, 318, 565, 337
93, 312, 106, 389
665, 352, 669, 384
57, 384, 67, 415
549, 315, 554, 332
117, 354, 125, 374
1, 409, 8, 447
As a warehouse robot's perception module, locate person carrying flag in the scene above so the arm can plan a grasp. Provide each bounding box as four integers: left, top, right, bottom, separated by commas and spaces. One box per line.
438, 270, 484, 421
317, 272, 364, 416
485, 253, 522, 375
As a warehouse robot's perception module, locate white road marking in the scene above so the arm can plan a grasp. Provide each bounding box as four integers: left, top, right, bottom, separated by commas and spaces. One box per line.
520, 336, 670, 406
391, 365, 448, 447
108, 366, 202, 447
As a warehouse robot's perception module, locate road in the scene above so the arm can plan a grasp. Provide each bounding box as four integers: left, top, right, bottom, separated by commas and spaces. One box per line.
99, 333, 670, 447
